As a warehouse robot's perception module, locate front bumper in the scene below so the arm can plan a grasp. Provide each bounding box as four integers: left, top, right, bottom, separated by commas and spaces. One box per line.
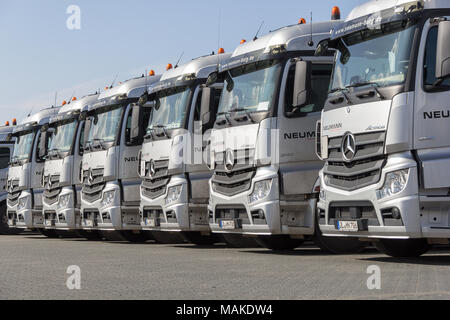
7, 191, 42, 229
80, 182, 141, 231
140, 176, 210, 233
209, 166, 315, 236
318, 153, 424, 239
43, 188, 79, 230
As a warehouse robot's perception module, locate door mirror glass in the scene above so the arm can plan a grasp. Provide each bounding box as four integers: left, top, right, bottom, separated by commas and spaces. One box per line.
293, 60, 312, 108
436, 20, 450, 79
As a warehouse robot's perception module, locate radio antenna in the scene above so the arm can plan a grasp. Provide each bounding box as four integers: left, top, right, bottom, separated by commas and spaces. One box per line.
68, 90, 75, 104
216, 9, 222, 70
54, 91, 57, 108
110, 73, 119, 89
253, 21, 264, 41
27, 106, 34, 117
308, 12, 314, 47
174, 52, 184, 68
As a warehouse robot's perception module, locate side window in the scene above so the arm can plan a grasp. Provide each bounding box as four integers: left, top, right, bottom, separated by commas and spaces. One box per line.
423, 26, 450, 91
0, 147, 10, 169
284, 63, 332, 116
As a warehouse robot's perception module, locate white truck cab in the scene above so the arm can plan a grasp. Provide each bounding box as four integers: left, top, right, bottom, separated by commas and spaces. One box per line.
7, 107, 59, 233
207, 15, 366, 251
42, 94, 101, 239
80, 74, 161, 242
316, 0, 450, 257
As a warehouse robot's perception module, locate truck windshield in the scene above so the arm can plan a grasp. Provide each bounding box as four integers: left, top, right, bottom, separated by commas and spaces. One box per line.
88, 106, 122, 144
218, 60, 282, 114
12, 130, 35, 162
330, 22, 416, 91
49, 119, 78, 153
147, 86, 190, 131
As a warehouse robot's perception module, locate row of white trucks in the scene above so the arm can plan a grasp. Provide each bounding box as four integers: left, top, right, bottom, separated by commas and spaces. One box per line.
5, 0, 450, 257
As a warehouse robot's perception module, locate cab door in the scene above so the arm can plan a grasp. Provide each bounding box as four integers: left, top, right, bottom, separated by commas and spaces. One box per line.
277, 58, 332, 196
414, 18, 450, 189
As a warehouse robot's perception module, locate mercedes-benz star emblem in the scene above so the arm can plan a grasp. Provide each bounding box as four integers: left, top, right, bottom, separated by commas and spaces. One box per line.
341, 133, 356, 162
149, 159, 156, 177
88, 169, 94, 185
225, 149, 234, 172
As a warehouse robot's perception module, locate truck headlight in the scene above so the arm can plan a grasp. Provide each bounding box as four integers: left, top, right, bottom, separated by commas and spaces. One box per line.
248, 179, 273, 203
377, 169, 409, 200
101, 190, 116, 208
18, 196, 28, 211
165, 185, 182, 206
58, 194, 71, 210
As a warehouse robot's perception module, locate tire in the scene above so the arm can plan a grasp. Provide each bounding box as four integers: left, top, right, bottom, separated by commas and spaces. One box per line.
150, 231, 187, 244
119, 230, 148, 243
374, 238, 429, 258
0, 203, 21, 235
182, 232, 220, 246
256, 235, 304, 251
39, 229, 59, 238
76, 230, 104, 241
217, 233, 260, 248
313, 219, 367, 254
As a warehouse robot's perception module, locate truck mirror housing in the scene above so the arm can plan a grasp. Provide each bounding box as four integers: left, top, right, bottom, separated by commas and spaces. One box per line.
38, 131, 48, 159
83, 117, 91, 147
436, 21, 450, 79
200, 87, 212, 127
293, 60, 311, 107
130, 104, 143, 143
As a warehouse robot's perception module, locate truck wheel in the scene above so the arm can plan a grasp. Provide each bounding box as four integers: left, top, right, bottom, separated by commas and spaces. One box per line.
182, 232, 220, 246
256, 235, 304, 251
76, 230, 104, 241
217, 234, 260, 248
118, 231, 148, 243
39, 229, 59, 238
150, 231, 186, 244
374, 239, 429, 258
313, 218, 367, 254
0, 203, 21, 235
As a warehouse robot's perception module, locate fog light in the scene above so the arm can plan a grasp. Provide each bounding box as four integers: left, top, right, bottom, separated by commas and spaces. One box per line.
391, 207, 401, 219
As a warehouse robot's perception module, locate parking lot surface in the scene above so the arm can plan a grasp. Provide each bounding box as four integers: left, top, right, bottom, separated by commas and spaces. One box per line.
0, 234, 449, 300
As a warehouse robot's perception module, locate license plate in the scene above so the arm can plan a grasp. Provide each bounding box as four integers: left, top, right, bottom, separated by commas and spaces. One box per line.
146, 218, 156, 227
219, 220, 236, 230
45, 220, 52, 227
84, 220, 94, 227
337, 220, 358, 232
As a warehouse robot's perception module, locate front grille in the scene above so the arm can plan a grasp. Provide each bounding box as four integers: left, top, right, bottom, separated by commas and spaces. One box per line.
141, 160, 170, 199
324, 131, 386, 191
7, 179, 20, 206
43, 174, 61, 205
82, 168, 105, 203
211, 149, 256, 196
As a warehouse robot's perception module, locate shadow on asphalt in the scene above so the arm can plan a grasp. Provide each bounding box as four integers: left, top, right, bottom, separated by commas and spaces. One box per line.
359, 248, 450, 265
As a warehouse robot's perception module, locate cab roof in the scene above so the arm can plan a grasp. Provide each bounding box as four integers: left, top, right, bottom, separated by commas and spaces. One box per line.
98, 75, 161, 101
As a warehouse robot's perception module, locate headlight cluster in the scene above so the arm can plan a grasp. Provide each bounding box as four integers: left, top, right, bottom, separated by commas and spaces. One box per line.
101, 190, 116, 208
57, 194, 71, 210
165, 185, 182, 206
248, 179, 272, 203
377, 169, 409, 200
18, 196, 28, 211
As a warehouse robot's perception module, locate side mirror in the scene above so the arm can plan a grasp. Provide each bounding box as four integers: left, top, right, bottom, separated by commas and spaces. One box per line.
200, 87, 212, 126
38, 131, 48, 159
130, 104, 143, 142
84, 117, 91, 147
315, 39, 329, 56
436, 21, 450, 79
293, 60, 312, 107
138, 92, 148, 107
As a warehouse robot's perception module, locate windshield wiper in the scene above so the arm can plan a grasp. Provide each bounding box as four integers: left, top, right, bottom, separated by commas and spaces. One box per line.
229, 108, 254, 123
47, 148, 62, 159
329, 87, 351, 104
346, 81, 384, 99
152, 124, 169, 138
216, 111, 232, 125
92, 138, 107, 150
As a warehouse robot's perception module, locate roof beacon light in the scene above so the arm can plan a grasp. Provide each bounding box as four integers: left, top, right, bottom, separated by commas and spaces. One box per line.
298, 18, 306, 24
166, 63, 173, 71
218, 48, 225, 54
331, 6, 340, 20
72, 97, 77, 101
240, 39, 246, 44
62, 100, 67, 106
12, 118, 17, 125
5, 121, 9, 126
149, 70, 155, 76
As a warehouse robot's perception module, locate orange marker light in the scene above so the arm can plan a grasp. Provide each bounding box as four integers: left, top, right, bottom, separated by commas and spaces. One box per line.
62, 100, 67, 106
5, 121, 9, 126
218, 48, 225, 54
166, 63, 173, 71
298, 18, 306, 24
12, 118, 17, 125
105, 86, 109, 90
331, 6, 341, 20
240, 39, 246, 44
72, 97, 77, 101
149, 70, 155, 76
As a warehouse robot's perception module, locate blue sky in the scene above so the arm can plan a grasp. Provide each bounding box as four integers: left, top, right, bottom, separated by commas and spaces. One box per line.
0, 0, 366, 125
